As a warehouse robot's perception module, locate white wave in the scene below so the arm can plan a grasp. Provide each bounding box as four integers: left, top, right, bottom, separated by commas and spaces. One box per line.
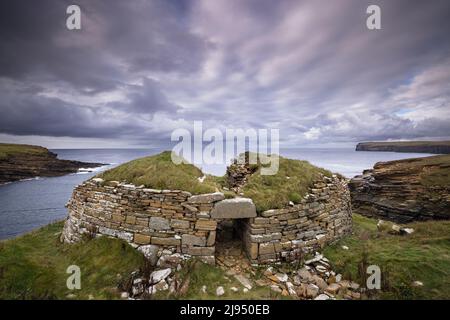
76, 165, 110, 175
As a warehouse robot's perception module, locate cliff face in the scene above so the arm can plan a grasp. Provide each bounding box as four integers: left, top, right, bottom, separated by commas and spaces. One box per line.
349, 155, 450, 223
0, 144, 103, 184
356, 141, 450, 154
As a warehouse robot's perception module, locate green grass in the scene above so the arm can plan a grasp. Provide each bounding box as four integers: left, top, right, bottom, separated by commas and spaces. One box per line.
98, 151, 220, 194
242, 155, 332, 212
0, 222, 145, 299
1, 215, 449, 299
0, 143, 49, 160
415, 155, 450, 187
323, 213, 450, 299
96, 151, 333, 208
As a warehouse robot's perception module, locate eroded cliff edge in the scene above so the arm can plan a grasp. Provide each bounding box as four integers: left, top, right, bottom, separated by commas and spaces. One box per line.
0, 143, 104, 184
349, 155, 450, 223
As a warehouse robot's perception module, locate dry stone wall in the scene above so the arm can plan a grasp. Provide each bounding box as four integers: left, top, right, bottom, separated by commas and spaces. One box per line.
62, 175, 352, 266
62, 179, 223, 265
242, 175, 352, 264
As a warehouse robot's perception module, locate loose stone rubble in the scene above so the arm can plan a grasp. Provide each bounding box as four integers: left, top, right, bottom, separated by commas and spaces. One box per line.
124, 251, 364, 300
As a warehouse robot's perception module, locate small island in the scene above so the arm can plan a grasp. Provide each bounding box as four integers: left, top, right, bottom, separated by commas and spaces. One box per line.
356, 141, 450, 154
0, 143, 104, 184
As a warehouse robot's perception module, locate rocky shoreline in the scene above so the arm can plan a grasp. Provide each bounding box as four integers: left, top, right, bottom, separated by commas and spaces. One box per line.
349, 155, 450, 223
0, 145, 104, 184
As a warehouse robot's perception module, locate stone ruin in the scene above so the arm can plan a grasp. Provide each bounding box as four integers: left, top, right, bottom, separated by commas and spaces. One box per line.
62, 159, 352, 266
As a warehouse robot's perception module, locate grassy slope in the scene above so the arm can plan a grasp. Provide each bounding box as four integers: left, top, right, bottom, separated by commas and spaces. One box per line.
0, 215, 449, 299
98, 151, 219, 194
0, 143, 49, 160
323, 213, 450, 299
0, 222, 144, 299
416, 155, 450, 187
242, 155, 332, 212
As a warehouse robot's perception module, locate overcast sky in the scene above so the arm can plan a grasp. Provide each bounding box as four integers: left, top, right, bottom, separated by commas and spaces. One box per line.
0, 0, 449, 148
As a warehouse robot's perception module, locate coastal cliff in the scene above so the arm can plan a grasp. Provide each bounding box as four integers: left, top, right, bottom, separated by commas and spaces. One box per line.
0, 143, 103, 184
349, 155, 450, 223
356, 141, 450, 154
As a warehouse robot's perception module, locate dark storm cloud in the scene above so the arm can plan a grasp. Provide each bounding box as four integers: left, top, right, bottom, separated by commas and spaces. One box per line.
0, 0, 449, 146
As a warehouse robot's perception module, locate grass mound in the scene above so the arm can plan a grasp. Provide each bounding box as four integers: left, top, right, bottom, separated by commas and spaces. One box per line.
0, 143, 49, 160
241, 154, 332, 212
98, 151, 220, 194
0, 222, 145, 299
323, 213, 450, 299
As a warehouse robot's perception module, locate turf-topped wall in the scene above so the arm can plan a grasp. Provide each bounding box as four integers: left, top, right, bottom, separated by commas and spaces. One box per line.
241, 175, 352, 264
62, 151, 352, 265
62, 177, 352, 266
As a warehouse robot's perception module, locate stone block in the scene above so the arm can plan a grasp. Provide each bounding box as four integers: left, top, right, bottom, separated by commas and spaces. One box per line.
211, 198, 257, 219
195, 220, 217, 231
170, 219, 190, 229
151, 237, 180, 246
149, 217, 170, 230
207, 231, 216, 246
134, 233, 151, 245
188, 192, 225, 204
182, 234, 206, 246
185, 246, 215, 256
259, 242, 275, 255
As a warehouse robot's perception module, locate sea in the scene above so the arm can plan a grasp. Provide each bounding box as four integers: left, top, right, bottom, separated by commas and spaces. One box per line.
0, 148, 435, 240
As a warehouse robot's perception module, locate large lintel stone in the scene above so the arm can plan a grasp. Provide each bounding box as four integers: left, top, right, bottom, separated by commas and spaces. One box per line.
211, 198, 257, 219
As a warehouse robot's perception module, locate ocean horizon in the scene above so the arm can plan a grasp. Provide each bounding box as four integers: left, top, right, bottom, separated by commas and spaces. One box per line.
0, 147, 435, 240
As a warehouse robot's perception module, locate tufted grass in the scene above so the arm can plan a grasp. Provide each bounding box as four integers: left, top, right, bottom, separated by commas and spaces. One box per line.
0, 221, 145, 299
242, 155, 332, 212
97, 151, 221, 194
323, 213, 450, 300
1, 214, 449, 299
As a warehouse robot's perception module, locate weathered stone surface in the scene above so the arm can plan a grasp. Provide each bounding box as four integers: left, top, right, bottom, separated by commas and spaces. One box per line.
195, 220, 217, 231
149, 268, 171, 284
182, 234, 206, 246
349, 155, 450, 223
137, 244, 160, 266
206, 231, 216, 246
185, 246, 215, 256
211, 198, 257, 219
134, 233, 151, 245
234, 274, 253, 290
151, 237, 180, 246
216, 286, 225, 296
188, 192, 225, 204
149, 217, 170, 230
170, 219, 190, 229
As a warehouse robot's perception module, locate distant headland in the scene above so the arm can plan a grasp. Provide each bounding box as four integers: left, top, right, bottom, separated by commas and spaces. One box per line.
356, 141, 450, 154
0, 143, 104, 184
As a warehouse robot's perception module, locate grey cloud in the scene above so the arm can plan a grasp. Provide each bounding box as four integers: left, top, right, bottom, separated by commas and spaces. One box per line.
1, 0, 450, 146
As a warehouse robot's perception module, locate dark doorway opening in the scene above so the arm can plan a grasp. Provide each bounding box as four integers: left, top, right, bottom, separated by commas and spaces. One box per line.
215, 219, 247, 267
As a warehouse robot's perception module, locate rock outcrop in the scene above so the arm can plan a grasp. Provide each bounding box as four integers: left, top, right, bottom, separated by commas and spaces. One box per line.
349, 155, 450, 223
0, 144, 103, 184
356, 141, 450, 154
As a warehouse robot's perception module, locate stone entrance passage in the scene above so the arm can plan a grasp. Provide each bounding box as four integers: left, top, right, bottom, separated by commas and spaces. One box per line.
215, 220, 248, 268
212, 197, 257, 265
